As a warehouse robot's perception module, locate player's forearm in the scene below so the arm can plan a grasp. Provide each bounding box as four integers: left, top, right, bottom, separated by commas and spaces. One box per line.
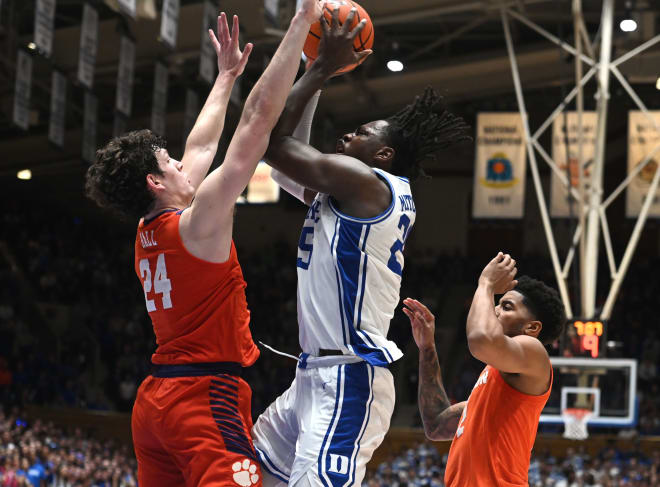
185, 74, 236, 153
239, 12, 313, 132
466, 283, 505, 350
418, 345, 454, 440
270, 64, 328, 142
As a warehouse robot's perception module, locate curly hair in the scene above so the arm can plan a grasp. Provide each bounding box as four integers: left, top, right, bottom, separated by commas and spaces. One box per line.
85, 129, 166, 220
385, 86, 472, 180
514, 275, 567, 345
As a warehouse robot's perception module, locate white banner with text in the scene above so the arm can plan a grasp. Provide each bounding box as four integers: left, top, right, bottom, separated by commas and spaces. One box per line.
472, 113, 527, 218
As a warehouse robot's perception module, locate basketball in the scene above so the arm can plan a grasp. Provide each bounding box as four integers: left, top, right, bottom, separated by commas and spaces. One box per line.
303, 0, 374, 74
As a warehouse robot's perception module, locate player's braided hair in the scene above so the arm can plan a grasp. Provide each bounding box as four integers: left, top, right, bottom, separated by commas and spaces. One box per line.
85, 129, 165, 221
514, 276, 567, 345
385, 86, 472, 180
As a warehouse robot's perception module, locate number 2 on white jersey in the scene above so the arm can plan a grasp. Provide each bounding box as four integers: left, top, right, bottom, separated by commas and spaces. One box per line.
139, 253, 172, 312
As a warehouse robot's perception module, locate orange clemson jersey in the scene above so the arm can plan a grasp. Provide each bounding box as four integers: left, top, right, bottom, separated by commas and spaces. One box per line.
444, 364, 552, 487
134, 209, 259, 366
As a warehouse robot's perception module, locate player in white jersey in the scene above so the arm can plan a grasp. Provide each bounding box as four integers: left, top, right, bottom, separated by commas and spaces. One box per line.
252, 8, 471, 487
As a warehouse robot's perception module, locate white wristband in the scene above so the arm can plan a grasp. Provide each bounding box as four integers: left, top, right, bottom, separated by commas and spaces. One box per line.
269, 91, 321, 204
292, 90, 321, 144
271, 168, 306, 204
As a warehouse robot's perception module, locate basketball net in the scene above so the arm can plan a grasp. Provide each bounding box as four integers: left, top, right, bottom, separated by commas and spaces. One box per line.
562, 408, 593, 440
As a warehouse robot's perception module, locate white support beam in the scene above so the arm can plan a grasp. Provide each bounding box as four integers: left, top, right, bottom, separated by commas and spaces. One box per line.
531, 139, 582, 202
601, 144, 660, 210
609, 65, 660, 132
562, 223, 583, 279
582, 0, 613, 318
501, 8, 573, 318
506, 8, 595, 66
601, 152, 660, 319
611, 34, 660, 68
532, 67, 597, 141
599, 208, 617, 279
573, 0, 588, 306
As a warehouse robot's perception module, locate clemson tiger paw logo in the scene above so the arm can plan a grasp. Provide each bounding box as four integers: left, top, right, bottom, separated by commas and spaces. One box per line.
232, 459, 259, 487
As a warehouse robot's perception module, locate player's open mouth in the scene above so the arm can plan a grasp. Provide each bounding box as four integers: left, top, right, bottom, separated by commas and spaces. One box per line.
336, 141, 344, 153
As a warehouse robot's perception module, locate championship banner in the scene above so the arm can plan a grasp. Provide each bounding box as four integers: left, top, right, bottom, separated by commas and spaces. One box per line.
159, 0, 180, 50
13, 50, 33, 130
77, 3, 98, 89
151, 61, 168, 136
34, 0, 56, 57
48, 70, 66, 147
117, 0, 136, 18
626, 111, 660, 218
199, 0, 217, 84
82, 91, 98, 163
550, 112, 597, 217
183, 89, 199, 144
115, 35, 135, 116
472, 113, 527, 218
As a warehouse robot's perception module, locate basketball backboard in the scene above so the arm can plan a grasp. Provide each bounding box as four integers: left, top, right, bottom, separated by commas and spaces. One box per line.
539, 357, 638, 427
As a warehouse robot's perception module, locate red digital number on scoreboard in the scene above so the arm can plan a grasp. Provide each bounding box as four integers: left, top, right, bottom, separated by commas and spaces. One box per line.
573, 320, 604, 358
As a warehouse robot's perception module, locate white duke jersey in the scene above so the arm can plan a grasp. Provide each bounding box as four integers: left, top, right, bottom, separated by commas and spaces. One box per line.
296, 168, 416, 367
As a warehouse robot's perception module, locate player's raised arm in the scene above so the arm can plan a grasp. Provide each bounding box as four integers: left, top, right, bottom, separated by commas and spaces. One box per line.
466, 253, 548, 377
181, 0, 322, 259
180, 13, 252, 191
404, 298, 466, 441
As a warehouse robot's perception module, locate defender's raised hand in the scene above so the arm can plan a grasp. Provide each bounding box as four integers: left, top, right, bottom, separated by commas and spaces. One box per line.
315, 5, 372, 75
208, 13, 252, 78
403, 298, 436, 352
479, 252, 518, 294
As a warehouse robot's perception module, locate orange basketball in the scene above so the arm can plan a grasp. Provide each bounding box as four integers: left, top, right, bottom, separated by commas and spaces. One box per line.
303, 0, 374, 74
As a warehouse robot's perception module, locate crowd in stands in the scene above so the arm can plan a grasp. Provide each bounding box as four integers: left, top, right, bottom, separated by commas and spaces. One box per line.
368, 442, 659, 487
0, 407, 136, 486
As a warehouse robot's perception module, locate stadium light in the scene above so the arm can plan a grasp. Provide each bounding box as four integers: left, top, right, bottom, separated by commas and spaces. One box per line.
619, 18, 637, 32
620, 1, 637, 32
27, 42, 36, 50
387, 60, 404, 72
17, 169, 32, 180
656, 77, 660, 90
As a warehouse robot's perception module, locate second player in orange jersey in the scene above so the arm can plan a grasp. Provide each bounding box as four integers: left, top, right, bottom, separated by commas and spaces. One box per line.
404, 253, 566, 487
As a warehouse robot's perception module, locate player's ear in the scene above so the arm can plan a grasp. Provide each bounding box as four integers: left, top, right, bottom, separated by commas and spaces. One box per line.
146, 173, 162, 192
525, 320, 542, 338
374, 146, 394, 165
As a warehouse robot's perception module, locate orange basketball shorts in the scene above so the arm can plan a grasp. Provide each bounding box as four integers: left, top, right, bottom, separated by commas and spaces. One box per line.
132, 368, 262, 487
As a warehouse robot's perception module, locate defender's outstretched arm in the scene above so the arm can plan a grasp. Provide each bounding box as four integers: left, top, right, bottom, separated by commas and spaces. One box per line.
182, 1, 322, 261
404, 298, 465, 441
181, 13, 252, 191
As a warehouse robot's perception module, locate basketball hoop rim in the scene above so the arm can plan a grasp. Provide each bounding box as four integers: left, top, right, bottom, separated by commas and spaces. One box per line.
562, 408, 593, 420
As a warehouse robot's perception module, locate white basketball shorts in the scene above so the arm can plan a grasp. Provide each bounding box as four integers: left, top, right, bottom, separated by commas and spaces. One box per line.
251, 357, 394, 487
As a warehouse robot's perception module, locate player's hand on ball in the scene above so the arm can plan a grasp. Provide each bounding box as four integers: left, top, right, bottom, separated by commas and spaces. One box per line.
316, 6, 372, 76
403, 298, 436, 351
208, 13, 252, 78
479, 252, 518, 294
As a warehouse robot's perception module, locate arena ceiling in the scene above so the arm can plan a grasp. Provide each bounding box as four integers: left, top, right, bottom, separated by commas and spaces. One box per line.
0, 0, 658, 198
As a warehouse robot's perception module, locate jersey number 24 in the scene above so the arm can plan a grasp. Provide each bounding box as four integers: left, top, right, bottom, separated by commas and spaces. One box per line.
139, 253, 172, 312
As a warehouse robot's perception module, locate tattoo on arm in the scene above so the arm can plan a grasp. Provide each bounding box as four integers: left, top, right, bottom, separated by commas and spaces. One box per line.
418, 347, 464, 440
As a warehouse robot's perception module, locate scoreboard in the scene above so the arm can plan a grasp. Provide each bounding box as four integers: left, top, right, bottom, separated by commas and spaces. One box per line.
566, 319, 607, 358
